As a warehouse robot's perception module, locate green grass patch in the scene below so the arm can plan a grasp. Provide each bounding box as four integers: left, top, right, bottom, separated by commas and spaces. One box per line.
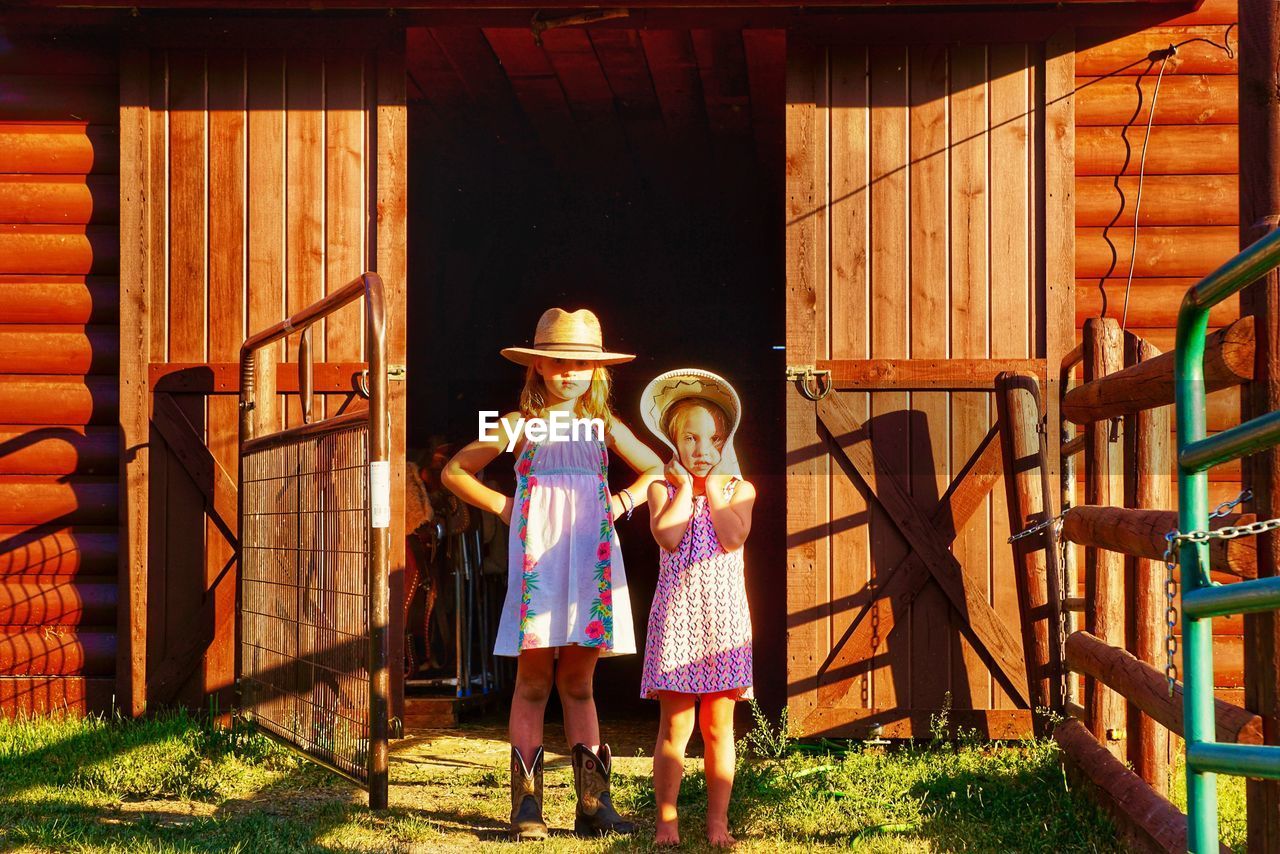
1167, 738, 1248, 852
0, 702, 1139, 852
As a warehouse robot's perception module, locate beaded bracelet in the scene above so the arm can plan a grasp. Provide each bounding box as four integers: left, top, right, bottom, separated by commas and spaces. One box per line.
618, 487, 635, 521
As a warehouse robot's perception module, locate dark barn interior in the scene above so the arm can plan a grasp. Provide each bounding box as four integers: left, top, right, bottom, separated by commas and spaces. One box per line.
403, 25, 788, 715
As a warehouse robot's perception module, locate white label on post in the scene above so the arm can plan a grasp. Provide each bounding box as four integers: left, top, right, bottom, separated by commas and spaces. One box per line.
370, 460, 391, 529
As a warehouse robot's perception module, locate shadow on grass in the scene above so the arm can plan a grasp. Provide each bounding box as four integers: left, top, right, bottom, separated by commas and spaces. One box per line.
0, 711, 380, 853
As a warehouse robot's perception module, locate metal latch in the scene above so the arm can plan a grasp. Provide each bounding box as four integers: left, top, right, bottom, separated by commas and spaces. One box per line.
785, 364, 832, 401
356, 365, 407, 398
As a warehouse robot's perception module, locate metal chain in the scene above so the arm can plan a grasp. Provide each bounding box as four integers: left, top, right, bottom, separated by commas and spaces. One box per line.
1008, 509, 1071, 544
1163, 489, 1263, 695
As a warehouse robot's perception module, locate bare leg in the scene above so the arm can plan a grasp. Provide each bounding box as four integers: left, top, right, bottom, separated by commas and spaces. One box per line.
653, 691, 697, 846
509, 648, 555, 759
700, 691, 739, 848
555, 645, 601, 751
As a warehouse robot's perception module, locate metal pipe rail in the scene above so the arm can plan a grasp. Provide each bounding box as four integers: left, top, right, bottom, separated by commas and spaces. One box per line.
1175, 227, 1280, 851
236, 271, 390, 810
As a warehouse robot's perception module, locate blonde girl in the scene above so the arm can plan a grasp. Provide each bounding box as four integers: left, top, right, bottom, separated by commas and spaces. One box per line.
640, 370, 756, 848
442, 308, 661, 841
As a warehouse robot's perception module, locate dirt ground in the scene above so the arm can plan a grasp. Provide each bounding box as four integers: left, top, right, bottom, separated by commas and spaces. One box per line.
381, 711, 739, 850
394, 715, 661, 777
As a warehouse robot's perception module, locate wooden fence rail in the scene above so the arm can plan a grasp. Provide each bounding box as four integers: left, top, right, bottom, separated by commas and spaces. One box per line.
1062, 316, 1254, 424
1066, 630, 1262, 745
1061, 506, 1257, 578
1003, 309, 1259, 848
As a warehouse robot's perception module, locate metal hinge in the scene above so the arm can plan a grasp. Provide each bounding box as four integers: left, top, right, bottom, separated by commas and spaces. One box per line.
388, 364, 407, 382
785, 364, 832, 401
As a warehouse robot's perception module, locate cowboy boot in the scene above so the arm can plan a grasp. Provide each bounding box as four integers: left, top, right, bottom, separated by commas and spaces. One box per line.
571, 743, 635, 837
510, 745, 548, 841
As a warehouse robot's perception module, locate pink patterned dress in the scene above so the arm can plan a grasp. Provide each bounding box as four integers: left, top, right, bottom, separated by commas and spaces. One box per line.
641, 480, 753, 699
493, 431, 636, 657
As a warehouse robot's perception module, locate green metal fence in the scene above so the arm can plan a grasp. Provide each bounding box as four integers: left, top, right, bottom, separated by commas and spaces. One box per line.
1175, 227, 1280, 851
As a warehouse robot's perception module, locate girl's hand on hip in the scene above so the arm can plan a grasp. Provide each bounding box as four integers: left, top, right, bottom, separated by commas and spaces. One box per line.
665, 457, 692, 490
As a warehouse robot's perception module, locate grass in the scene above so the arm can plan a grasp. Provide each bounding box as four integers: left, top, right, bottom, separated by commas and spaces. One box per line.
1167, 739, 1248, 852
0, 701, 1170, 852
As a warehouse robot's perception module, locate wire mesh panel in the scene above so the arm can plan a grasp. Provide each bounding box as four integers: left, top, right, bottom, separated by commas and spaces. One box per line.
240, 421, 374, 784
236, 272, 389, 807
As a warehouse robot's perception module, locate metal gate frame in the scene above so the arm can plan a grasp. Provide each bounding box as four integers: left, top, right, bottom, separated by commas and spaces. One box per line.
235, 272, 390, 809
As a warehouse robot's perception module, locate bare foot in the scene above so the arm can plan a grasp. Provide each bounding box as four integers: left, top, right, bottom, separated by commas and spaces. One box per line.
655, 819, 680, 847
706, 824, 737, 848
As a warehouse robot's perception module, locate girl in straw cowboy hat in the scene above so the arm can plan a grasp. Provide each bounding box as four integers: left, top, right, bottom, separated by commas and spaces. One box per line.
442, 307, 662, 841
640, 369, 756, 848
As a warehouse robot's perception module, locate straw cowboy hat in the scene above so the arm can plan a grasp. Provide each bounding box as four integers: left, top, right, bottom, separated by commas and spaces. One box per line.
500, 307, 635, 366
641, 369, 742, 473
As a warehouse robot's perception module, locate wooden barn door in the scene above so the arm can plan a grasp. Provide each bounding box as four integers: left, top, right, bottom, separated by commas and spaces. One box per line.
784, 36, 1074, 738
117, 25, 407, 716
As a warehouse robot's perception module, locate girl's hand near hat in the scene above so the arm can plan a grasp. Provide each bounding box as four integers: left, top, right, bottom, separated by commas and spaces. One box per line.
704, 460, 735, 496
704, 462, 755, 552
665, 457, 693, 491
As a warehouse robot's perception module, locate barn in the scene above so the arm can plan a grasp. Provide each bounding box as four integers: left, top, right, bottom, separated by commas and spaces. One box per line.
0, 0, 1266, 790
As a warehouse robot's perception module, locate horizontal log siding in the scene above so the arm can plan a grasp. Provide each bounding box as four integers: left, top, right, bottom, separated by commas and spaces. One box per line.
1072, 0, 1241, 699
0, 37, 119, 715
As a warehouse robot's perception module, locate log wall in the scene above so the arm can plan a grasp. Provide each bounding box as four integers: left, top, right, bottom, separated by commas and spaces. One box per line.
1073, 0, 1244, 704
0, 36, 120, 716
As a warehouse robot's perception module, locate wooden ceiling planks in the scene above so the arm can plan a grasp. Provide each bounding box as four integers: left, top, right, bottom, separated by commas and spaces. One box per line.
410, 28, 534, 165
481, 27, 583, 175
639, 30, 708, 141
406, 28, 469, 111
743, 29, 786, 167
690, 29, 751, 137
586, 27, 668, 180
538, 27, 636, 186
408, 26, 783, 186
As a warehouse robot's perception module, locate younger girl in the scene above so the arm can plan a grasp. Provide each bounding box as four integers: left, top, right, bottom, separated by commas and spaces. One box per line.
442, 308, 661, 841
640, 370, 756, 848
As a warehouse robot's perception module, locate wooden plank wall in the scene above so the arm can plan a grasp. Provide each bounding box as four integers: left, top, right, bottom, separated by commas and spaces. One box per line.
1073, 0, 1244, 705
0, 36, 120, 716
139, 48, 388, 711
788, 40, 1047, 738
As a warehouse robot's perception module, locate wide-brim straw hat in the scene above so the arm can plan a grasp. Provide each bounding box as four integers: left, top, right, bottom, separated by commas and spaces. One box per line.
500, 307, 635, 366
641, 369, 742, 457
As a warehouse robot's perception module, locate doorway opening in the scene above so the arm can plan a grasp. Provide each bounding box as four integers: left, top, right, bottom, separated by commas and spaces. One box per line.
404, 24, 787, 718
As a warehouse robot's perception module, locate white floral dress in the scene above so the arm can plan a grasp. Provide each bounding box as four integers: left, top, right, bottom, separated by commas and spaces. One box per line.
493, 431, 636, 657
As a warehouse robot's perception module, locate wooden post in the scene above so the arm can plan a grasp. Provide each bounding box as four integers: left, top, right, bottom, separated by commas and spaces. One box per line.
1084, 317, 1126, 757
1240, 0, 1280, 846
1124, 334, 1172, 796
996, 372, 1061, 720
118, 48, 150, 719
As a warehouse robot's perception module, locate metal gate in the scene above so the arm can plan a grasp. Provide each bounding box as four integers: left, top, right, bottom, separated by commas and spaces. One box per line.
236, 273, 391, 808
